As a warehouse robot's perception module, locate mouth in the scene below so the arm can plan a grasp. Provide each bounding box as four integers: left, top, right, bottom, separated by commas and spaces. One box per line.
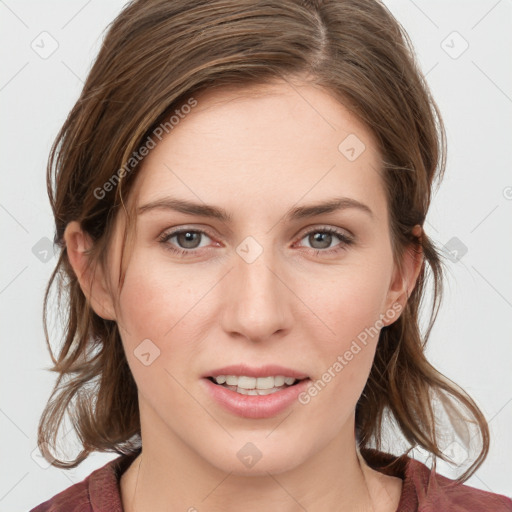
205, 375, 310, 396
202, 373, 312, 418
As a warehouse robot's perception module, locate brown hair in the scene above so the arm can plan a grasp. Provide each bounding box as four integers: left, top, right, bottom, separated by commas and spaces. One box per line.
39, 0, 489, 481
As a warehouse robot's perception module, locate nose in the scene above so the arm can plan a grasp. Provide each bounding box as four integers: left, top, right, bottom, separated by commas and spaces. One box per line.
220, 242, 294, 343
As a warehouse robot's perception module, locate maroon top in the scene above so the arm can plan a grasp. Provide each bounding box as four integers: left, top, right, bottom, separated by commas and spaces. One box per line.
31, 448, 512, 511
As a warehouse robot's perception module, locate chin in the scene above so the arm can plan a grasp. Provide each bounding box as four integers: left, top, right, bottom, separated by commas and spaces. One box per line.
202, 439, 309, 477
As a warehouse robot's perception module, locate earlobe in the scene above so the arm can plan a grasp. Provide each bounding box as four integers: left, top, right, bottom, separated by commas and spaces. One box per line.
383, 224, 424, 325
63, 221, 116, 321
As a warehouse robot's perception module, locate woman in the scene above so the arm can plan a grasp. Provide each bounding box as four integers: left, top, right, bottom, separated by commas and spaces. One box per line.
31, 0, 512, 510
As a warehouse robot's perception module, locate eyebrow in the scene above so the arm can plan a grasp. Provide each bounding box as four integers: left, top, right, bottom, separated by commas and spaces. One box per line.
137, 195, 374, 222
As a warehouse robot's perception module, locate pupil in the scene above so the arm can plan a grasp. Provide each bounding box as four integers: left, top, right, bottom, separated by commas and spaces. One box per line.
311, 232, 331, 249
178, 231, 200, 249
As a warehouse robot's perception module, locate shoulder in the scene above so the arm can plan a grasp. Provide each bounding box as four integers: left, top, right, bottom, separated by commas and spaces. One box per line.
360, 447, 512, 512
404, 457, 512, 511
29, 480, 90, 512
29, 450, 140, 512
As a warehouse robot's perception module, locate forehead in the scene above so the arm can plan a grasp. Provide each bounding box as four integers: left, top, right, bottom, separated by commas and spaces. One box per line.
130, 79, 385, 219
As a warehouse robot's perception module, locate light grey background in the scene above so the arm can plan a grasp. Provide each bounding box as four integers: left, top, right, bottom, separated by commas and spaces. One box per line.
1, 0, 511, 510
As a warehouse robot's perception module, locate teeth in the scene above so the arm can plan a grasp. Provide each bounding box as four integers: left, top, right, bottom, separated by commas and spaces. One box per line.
212, 375, 299, 389
237, 387, 282, 396
274, 376, 285, 386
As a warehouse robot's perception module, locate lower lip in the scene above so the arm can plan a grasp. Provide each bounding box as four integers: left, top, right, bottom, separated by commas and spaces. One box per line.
202, 378, 311, 419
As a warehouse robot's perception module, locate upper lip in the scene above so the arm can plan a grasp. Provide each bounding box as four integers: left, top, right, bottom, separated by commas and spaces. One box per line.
204, 364, 309, 380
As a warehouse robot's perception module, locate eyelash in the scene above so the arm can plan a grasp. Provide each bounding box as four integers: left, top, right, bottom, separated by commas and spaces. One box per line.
157, 226, 354, 258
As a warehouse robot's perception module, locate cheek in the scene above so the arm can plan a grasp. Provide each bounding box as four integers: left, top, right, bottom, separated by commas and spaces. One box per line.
118, 255, 201, 336
115, 257, 212, 409
115, 254, 208, 373
305, 258, 392, 346
298, 258, 393, 410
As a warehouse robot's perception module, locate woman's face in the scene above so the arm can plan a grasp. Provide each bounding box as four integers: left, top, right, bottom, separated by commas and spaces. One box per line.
101, 79, 413, 475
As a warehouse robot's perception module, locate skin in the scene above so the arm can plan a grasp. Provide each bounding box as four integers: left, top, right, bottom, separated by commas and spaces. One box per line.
65, 78, 423, 512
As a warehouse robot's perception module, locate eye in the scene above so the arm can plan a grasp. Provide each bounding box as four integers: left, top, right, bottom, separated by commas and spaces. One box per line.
295, 226, 354, 255
158, 228, 215, 257
158, 225, 354, 258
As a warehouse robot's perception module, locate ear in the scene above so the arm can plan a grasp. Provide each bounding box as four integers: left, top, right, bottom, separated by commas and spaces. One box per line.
63, 221, 116, 321
382, 224, 424, 326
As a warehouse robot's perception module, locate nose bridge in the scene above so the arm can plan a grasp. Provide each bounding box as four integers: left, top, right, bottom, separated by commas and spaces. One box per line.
223, 235, 291, 340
